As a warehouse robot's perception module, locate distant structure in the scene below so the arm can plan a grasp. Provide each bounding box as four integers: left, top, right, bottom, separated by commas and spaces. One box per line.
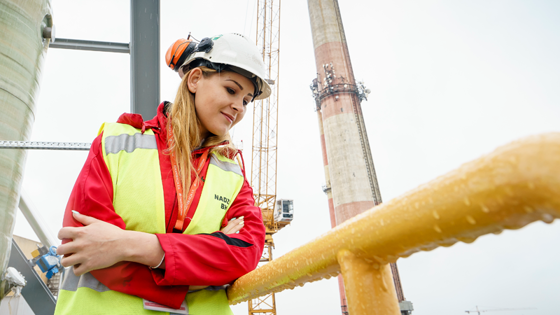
465, 306, 537, 314
249, 1, 293, 315
0, 235, 61, 314
307, 0, 412, 314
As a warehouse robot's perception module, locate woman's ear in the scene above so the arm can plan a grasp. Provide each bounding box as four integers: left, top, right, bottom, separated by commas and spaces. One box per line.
187, 68, 203, 94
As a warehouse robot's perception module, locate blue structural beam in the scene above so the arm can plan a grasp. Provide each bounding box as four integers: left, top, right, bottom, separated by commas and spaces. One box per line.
131, 0, 160, 120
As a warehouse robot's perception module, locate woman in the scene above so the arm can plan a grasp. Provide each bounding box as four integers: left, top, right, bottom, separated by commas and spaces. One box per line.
54, 33, 270, 315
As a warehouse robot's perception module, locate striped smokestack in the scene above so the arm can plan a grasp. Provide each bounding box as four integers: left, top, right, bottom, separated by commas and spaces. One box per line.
308, 0, 380, 224
308, 0, 408, 313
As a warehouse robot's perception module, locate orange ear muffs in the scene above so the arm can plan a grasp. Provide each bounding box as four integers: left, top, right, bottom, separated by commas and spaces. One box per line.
165, 38, 197, 72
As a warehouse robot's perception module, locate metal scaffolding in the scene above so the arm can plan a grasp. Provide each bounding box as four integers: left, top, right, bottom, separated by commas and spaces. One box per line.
249, 1, 282, 314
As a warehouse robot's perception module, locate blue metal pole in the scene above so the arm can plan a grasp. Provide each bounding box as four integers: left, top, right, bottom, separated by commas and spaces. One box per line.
130, 0, 161, 120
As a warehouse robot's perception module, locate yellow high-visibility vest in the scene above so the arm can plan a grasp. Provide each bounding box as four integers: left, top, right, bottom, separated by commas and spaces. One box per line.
55, 122, 244, 315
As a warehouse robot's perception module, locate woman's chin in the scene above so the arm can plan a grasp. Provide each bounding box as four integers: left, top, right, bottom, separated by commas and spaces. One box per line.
206, 130, 228, 138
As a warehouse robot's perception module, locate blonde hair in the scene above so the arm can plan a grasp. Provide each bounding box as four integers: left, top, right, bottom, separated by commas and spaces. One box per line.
166, 67, 237, 207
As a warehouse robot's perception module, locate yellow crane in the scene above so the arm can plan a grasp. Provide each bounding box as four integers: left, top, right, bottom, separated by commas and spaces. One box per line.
248, 1, 291, 315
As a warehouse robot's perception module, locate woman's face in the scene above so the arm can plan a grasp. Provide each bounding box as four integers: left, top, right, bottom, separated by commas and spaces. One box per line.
188, 68, 254, 138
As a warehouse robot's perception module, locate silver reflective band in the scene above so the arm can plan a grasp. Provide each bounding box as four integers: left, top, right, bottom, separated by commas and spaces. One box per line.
61, 269, 110, 293
105, 133, 157, 154
210, 156, 243, 177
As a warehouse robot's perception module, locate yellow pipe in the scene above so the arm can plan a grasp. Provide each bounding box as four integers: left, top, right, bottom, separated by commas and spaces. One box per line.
338, 250, 400, 315
228, 133, 560, 305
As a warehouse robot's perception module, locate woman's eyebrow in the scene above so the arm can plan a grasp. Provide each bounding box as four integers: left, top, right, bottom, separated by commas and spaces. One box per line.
226, 79, 253, 97
226, 79, 244, 90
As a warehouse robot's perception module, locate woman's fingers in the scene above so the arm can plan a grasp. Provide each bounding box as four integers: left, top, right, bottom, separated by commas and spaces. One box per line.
228, 217, 244, 234
58, 226, 83, 240
57, 211, 103, 240
221, 223, 233, 234
60, 252, 82, 268
71, 210, 102, 226
73, 264, 88, 277
221, 216, 244, 234
56, 217, 127, 274
56, 242, 79, 256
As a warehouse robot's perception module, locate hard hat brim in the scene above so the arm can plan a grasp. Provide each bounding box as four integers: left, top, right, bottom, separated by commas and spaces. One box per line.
180, 33, 272, 101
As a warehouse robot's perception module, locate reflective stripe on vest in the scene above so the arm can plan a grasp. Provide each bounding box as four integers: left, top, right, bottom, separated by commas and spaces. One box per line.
209, 155, 243, 177
61, 271, 110, 293
105, 133, 158, 154
55, 122, 243, 315
103, 124, 167, 235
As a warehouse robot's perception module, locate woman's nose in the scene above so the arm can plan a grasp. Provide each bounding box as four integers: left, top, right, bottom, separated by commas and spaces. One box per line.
232, 99, 245, 112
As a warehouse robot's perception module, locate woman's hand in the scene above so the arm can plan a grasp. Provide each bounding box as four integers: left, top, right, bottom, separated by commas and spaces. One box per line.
57, 211, 128, 276
221, 216, 244, 234
175, 217, 243, 292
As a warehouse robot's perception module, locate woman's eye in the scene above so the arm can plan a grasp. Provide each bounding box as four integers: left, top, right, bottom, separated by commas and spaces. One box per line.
226, 87, 235, 95
243, 100, 248, 106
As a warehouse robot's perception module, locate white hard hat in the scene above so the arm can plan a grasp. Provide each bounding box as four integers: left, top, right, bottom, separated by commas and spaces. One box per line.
180, 33, 271, 101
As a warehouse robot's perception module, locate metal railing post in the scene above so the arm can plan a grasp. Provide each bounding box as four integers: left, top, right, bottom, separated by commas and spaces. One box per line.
338, 250, 400, 315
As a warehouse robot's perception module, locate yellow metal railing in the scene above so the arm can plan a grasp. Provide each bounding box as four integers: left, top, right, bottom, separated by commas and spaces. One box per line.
228, 133, 560, 314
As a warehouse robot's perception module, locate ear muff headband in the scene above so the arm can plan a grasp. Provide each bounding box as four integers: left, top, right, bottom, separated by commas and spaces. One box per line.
175, 41, 197, 71
165, 39, 197, 71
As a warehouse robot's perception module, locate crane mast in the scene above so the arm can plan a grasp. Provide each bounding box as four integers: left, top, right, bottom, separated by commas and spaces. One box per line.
251, 0, 280, 233
249, 1, 282, 314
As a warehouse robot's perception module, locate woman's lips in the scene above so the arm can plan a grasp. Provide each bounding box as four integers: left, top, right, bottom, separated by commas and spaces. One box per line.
222, 112, 234, 123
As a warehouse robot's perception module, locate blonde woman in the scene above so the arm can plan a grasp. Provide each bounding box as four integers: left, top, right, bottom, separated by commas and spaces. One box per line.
55, 33, 269, 315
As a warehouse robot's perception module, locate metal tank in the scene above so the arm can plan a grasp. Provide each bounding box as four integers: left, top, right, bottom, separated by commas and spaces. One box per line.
0, 0, 53, 298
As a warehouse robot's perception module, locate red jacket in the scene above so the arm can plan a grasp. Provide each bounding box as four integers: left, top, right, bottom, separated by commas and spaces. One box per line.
62, 102, 265, 308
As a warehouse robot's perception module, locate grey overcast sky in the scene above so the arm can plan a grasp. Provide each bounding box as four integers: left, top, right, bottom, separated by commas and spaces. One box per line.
12, 1, 560, 314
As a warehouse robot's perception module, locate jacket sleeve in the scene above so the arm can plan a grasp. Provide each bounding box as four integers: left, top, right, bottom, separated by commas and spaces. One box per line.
62, 133, 189, 308
152, 179, 266, 286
